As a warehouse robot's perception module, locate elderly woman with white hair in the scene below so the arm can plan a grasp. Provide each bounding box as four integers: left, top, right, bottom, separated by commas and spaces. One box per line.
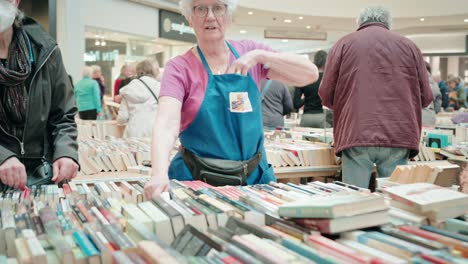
145, 0, 318, 197
74, 66, 102, 120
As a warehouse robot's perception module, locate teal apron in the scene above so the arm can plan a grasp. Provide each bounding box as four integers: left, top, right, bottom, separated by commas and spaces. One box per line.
168, 42, 275, 185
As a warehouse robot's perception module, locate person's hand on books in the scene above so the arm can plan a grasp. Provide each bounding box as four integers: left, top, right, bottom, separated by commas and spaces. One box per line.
144, 176, 169, 199
0, 157, 27, 190
52, 157, 79, 183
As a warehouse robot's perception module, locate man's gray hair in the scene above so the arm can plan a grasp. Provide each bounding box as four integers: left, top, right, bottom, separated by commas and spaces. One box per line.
179, 0, 238, 19
358, 6, 392, 29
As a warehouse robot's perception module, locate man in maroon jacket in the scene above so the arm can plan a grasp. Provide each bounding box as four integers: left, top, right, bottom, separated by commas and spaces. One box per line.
319, 6, 433, 188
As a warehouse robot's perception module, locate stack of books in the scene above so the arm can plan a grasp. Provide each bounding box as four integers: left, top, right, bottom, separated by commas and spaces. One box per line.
264, 140, 335, 168
78, 138, 166, 176
76, 119, 124, 140
385, 183, 468, 225
0, 180, 467, 263
276, 182, 389, 234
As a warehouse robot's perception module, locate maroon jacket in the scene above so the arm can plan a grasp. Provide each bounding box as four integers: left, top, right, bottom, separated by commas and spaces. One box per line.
319, 22, 433, 158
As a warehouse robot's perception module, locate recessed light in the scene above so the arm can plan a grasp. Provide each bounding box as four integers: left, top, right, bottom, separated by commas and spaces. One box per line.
298, 16, 304, 20
306, 25, 311, 29
248, 11, 253, 15
420, 18, 425, 22
282, 39, 289, 43
284, 19, 292, 23
239, 30, 247, 34
464, 18, 468, 23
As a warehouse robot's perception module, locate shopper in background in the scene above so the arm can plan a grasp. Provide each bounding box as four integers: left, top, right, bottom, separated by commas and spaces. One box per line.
91, 64, 106, 100
319, 6, 433, 188
144, 0, 318, 197
261, 79, 293, 128
447, 75, 465, 110
74, 66, 102, 120
434, 74, 449, 110
421, 61, 441, 126
293, 50, 331, 128
0, 0, 79, 189
113, 64, 135, 103
117, 59, 160, 138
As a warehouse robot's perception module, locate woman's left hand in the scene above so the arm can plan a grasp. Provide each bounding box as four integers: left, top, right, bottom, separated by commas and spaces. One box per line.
227, 50, 264, 76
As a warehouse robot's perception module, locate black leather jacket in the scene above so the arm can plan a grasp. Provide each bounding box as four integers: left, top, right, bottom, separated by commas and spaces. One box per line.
0, 17, 78, 172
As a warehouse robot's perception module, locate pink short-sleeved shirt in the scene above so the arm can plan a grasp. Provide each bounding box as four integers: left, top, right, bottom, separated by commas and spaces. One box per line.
160, 40, 274, 132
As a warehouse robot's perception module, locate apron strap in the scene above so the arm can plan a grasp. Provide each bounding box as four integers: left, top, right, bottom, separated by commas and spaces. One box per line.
196, 41, 240, 76
196, 45, 213, 76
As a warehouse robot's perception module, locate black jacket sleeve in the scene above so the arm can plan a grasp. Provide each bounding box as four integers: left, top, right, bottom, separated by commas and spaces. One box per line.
293, 87, 304, 110
47, 48, 79, 165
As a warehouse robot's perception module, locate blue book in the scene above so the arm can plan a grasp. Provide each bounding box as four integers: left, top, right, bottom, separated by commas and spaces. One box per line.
359, 232, 432, 255
72, 230, 100, 257
421, 225, 468, 243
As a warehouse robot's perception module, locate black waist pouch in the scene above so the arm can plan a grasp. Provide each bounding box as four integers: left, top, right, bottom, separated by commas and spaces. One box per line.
181, 147, 262, 186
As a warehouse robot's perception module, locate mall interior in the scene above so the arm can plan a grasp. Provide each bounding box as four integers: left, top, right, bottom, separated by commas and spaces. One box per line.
26, 0, 468, 92
0, 1, 468, 263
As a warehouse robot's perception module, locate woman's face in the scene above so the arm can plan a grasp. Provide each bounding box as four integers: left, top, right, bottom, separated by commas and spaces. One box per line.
189, 0, 230, 43
448, 81, 457, 90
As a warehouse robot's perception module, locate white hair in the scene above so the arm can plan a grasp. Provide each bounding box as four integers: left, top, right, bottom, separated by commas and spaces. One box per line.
358, 6, 392, 29
82, 66, 93, 78
91, 65, 101, 73
179, 0, 238, 19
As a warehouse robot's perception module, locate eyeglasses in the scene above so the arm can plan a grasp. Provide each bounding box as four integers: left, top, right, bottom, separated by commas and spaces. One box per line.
192, 4, 227, 18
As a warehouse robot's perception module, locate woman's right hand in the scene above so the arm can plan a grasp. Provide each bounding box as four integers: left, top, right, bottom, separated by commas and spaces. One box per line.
144, 176, 169, 199
0, 157, 27, 190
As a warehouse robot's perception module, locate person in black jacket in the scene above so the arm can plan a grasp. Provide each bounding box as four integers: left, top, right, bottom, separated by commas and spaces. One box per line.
0, 1, 79, 190
293, 50, 331, 127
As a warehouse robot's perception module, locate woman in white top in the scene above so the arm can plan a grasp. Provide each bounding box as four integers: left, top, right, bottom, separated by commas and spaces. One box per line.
117, 59, 160, 137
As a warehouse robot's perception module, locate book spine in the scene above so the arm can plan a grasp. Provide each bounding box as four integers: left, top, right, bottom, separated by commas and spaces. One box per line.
72, 230, 100, 257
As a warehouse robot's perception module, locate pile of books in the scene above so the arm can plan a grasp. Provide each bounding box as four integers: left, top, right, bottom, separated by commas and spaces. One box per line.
277, 182, 389, 234
385, 183, 468, 225
78, 138, 154, 175
386, 161, 460, 187
76, 119, 124, 140
0, 180, 467, 263
264, 140, 335, 168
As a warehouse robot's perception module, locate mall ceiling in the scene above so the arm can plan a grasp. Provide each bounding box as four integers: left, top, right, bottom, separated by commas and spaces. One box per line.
123, 0, 468, 53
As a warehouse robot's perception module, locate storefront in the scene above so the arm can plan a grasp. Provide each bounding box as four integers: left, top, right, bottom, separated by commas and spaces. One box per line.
56, 0, 195, 94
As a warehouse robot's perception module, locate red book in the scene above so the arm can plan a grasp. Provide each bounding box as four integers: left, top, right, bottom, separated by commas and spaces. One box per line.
221, 256, 243, 264
98, 207, 119, 225
399, 226, 468, 257
62, 184, 71, 196
77, 204, 95, 223
420, 254, 450, 264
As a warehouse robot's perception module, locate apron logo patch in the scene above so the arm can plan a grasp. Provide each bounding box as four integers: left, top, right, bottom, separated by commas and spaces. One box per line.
229, 92, 253, 113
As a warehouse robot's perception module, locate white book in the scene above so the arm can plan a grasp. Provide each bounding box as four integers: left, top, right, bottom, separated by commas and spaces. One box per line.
137, 202, 175, 244
107, 182, 123, 200
90, 207, 110, 226
121, 204, 153, 231
337, 239, 406, 264
384, 183, 468, 212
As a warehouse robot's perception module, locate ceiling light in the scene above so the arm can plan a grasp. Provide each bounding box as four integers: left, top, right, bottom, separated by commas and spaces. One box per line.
284, 19, 292, 23
464, 19, 468, 23
248, 11, 253, 15
420, 18, 425, 22
95, 40, 100, 46
282, 39, 289, 43
239, 30, 247, 34
101, 40, 107, 46
298, 16, 303, 20
306, 25, 311, 29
